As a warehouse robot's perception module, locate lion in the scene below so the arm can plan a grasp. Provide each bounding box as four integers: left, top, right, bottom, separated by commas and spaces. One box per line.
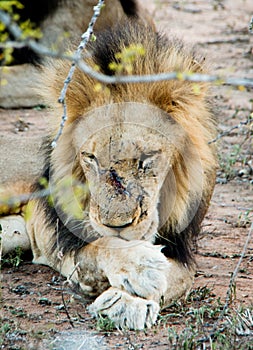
0, 20, 217, 330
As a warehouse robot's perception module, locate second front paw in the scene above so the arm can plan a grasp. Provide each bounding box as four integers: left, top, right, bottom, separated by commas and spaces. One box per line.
88, 287, 160, 330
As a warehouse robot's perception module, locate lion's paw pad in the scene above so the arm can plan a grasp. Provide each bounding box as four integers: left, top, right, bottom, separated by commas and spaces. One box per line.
88, 287, 159, 330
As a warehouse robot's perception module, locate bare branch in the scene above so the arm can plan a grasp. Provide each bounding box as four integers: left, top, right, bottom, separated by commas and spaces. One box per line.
1, 8, 253, 90
212, 222, 253, 334
208, 114, 253, 144
0, 41, 28, 49
52, 0, 105, 148
75, 59, 253, 87
197, 222, 253, 344
0, 10, 74, 60
0, 188, 50, 208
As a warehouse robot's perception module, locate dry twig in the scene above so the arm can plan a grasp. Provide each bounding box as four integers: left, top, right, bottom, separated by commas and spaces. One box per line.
221, 222, 253, 317
208, 114, 253, 144
0, 8, 253, 90
197, 222, 253, 344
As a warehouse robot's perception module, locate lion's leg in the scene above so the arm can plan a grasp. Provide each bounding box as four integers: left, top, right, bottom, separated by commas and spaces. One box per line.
161, 258, 194, 307
0, 215, 31, 255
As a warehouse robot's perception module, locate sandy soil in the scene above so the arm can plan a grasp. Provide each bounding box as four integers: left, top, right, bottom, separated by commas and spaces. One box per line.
0, 0, 253, 349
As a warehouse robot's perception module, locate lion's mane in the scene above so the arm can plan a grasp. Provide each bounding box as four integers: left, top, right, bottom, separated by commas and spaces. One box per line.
36, 20, 217, 267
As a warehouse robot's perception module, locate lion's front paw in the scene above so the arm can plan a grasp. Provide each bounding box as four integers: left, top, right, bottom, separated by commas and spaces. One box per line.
98, 240, 170, 302
88, 287, 159, 330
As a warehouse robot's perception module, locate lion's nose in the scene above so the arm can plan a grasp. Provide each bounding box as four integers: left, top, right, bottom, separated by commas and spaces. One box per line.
99, 200, 141, 229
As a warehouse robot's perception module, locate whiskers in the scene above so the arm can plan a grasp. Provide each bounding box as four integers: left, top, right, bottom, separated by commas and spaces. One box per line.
155, 231, 174, 245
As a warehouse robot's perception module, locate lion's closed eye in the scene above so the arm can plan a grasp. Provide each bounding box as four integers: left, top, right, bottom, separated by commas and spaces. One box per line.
81, 151, 99, 168
138, 151, 162, 175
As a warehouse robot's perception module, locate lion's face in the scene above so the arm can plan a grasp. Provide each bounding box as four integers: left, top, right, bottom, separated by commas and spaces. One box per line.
72, 103, 187, 241
79, 136, 170, 241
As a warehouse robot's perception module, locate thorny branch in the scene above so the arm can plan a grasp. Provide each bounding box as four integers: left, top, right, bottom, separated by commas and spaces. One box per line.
1, 8, 253, 148
197, 222, 253, 344
1, 8, 253, 90
1, 7, 253, 88
0, 188, 50, 208
220, 222, 253, 320
52, 0, 105, 148
208, 114, 253, 144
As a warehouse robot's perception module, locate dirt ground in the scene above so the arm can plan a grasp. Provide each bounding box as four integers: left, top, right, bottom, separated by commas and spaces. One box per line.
0, 0, 253, 349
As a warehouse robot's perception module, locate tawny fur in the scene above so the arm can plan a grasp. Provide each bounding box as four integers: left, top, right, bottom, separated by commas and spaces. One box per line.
0, 20, 217, 330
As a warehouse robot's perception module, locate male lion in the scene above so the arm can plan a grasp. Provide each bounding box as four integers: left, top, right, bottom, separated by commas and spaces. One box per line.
0, 20, 217, 329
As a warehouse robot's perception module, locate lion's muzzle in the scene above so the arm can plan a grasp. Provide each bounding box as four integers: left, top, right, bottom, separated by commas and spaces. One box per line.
92, 168, 143, 229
